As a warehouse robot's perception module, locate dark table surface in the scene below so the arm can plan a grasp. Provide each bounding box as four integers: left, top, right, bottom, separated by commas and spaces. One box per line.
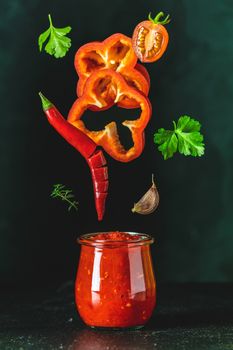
0, 283, 232, 350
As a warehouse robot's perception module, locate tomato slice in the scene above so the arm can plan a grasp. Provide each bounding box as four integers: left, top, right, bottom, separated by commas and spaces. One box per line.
132, 12, 170, 63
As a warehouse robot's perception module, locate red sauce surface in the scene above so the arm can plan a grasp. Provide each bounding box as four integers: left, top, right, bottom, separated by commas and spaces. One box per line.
92, 231, 142, 241
75, 231, 156, 328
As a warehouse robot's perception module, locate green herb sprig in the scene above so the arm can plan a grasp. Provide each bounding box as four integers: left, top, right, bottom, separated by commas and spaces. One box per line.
38, 14, 72, 58
154, 115, 205, 160
51, 184, 78, 211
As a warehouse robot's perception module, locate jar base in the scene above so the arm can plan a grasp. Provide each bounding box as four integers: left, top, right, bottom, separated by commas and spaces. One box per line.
89, 325, 145, 331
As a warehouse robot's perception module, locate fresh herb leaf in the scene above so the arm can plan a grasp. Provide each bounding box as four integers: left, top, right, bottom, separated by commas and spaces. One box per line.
38, 14, 72, 58
154, 129, 178, 160
51, 184, 78, 211
154, 115, 205, 160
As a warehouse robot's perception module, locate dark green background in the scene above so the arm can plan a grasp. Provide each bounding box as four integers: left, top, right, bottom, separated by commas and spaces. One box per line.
1, 0, 233, 287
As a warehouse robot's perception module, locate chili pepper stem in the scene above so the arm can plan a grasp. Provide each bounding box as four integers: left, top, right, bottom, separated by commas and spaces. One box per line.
39, 92, 53, 111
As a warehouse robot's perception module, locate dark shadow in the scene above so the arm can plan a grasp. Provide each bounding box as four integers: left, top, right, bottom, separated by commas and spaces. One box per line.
146, 283, 233, 329
82, 105, 141, 150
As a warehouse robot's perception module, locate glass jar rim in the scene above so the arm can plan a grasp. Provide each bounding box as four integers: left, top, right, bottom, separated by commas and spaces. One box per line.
77, 231, 154, 248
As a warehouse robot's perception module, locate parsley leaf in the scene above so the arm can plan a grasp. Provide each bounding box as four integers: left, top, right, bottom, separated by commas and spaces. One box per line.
154, 116, 205, 160
38, 14, 72, 58
154, 129, 178, 159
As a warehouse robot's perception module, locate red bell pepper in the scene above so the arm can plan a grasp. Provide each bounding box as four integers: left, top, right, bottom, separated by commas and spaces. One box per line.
68, 69, 152, 162
74, 33, 150, 110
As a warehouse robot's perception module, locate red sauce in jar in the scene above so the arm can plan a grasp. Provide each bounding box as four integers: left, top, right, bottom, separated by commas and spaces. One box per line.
75, 231, 156, 328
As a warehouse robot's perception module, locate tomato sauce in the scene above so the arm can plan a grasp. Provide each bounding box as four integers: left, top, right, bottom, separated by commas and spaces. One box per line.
75, 231, 156, 328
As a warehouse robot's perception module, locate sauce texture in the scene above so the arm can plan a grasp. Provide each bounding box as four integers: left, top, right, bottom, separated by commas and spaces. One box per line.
75, 231, 156, 328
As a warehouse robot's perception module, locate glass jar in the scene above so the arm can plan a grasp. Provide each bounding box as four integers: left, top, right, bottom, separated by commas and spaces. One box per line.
75, 231, 156, 329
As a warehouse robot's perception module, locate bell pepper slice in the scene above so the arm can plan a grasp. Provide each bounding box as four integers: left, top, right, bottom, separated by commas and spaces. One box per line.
135, 63, 151, 86
117, 66, 150, 109
75, 33, 150, 110
68, 69, 152, 162
75, 33, 137, 87
80, 67, 150, 111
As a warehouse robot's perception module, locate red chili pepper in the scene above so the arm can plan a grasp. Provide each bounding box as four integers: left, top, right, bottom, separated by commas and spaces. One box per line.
39, 92, 108, 221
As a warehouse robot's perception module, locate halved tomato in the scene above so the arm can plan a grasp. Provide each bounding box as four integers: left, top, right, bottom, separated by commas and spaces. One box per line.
132, 12, 170, 63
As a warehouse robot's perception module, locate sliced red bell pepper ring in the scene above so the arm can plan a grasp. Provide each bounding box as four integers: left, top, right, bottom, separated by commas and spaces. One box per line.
117, 66, 150, 109
67, 69, 152, 163
135, 63, 151, 86
75, 33, 150, 110
83, 66, 150, 111
75, 33, 137, 90
39, 93, 108, 221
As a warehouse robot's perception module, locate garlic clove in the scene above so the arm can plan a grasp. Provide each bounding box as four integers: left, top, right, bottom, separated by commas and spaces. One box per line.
131, 174, 159, 215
